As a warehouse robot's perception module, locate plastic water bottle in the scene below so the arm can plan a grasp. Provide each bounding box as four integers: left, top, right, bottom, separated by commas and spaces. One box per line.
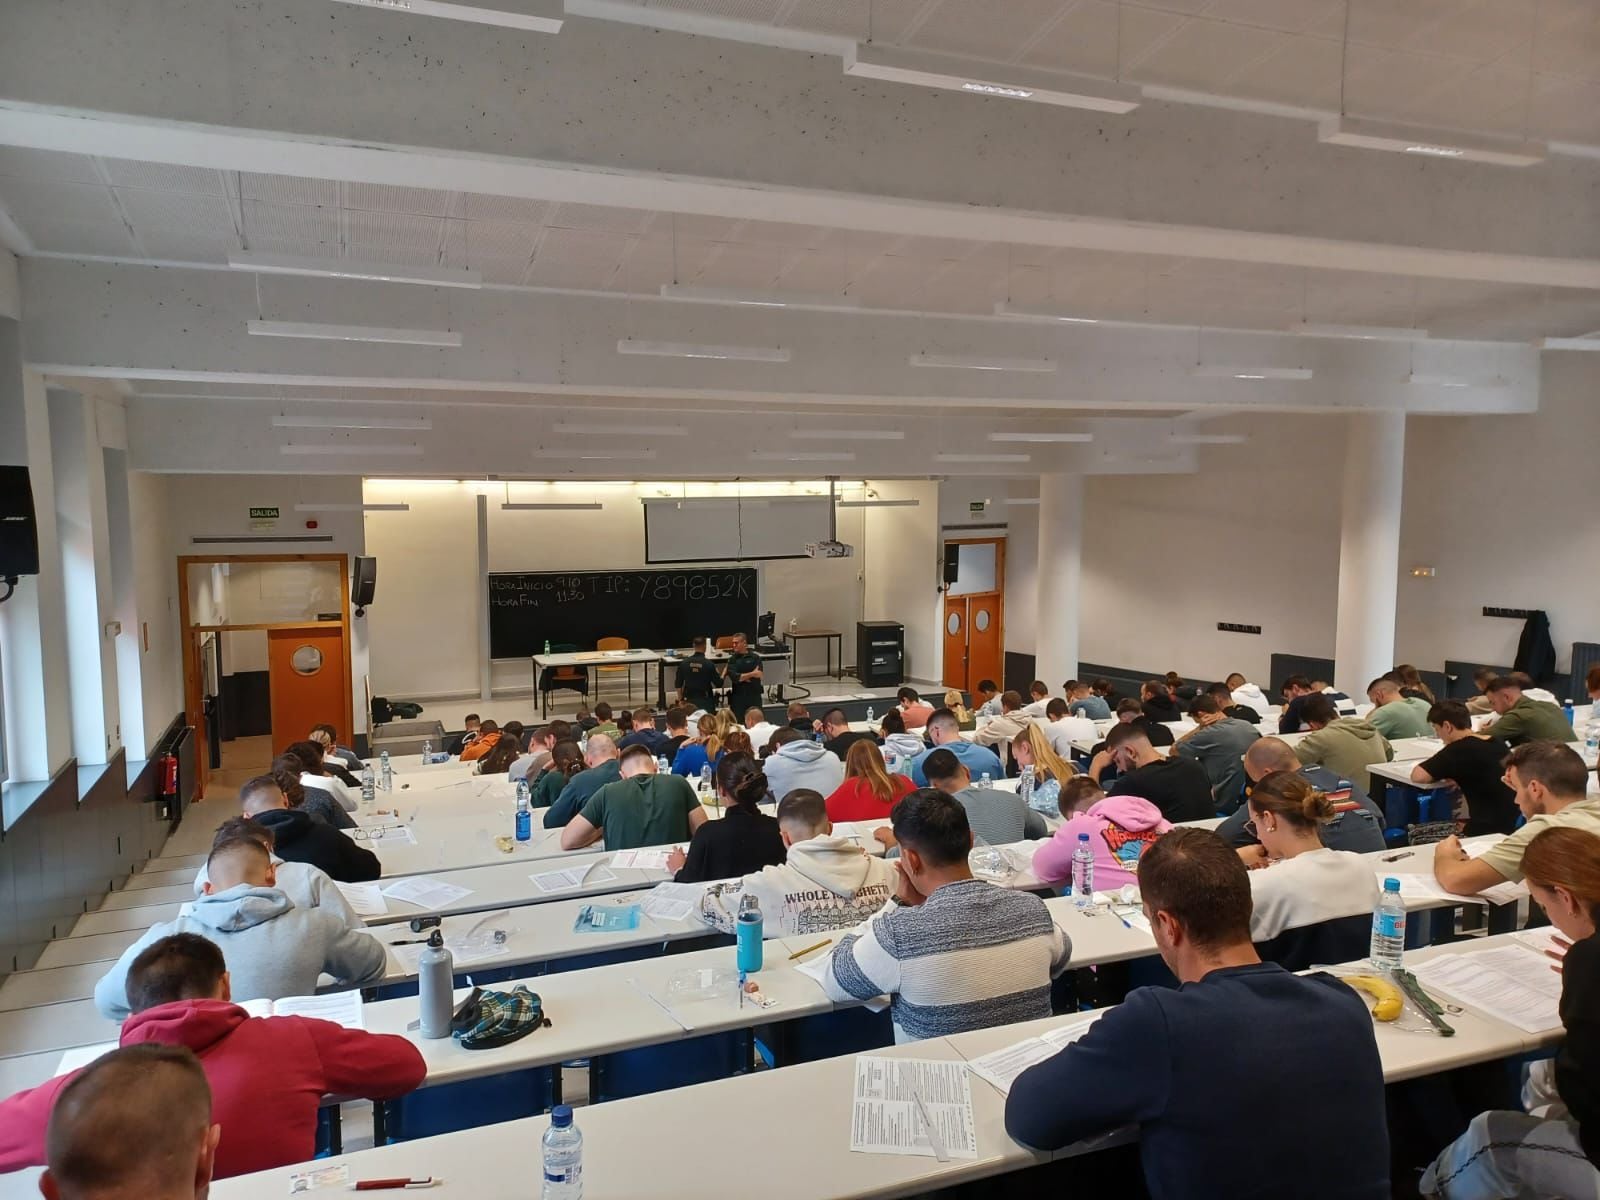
1585, 715, 1600, 761
515, 779, 532, 842
866, 705, 875, 724
417, 931, 453, 1039
979, 772, 993, 789
1370, 877, 1406, 970
379, 750, 393, 792
360, 763, 376, 809
1071, 834, 1095, 908
1563, 700, 1575, 726
1018, 764, 1035, 810
736, 894, 763, 972
543, 638, 551, 656
541, 1105, 583, 1200
421, 739, 432, 765
657, 755, 670, 774
699, 764, 713, 795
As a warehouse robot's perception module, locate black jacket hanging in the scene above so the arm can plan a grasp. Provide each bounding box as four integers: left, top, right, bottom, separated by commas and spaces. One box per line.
1513, 610, 1556, 685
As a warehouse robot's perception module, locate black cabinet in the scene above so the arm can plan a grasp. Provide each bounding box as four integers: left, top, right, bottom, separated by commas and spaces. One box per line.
857, 621, 904, 687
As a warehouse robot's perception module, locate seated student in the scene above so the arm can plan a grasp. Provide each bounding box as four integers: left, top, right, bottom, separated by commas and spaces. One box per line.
1420, 825, 1600, 1199
572, 703, 599, 733
511, 721, 566, 781
1434, 740, 1600, 896
826, 739, 915, 824
1067, 679, 1112, 721
1411, 701, 1518, 836
1019, 680, 1053, 720
1206, 681, 1261, 724
1139, 679, 1184, 725
1365, 677, 1433, 740
446, 712, 481, 755
561, 744, 709, 853
35, 1043, 220, 1200
763, 727, 845, 800
617, 707, 670, 757
1101, 723, 1214, 822
587, 702, 620, 738
1040, 697, 1097, 760
1237, 771, 1379, 944
192, 817, 368, 928
895, 686, 936, 730
1312, 680, 1358, 714
972, 689, 1032, 753
816, 707, 877, 760
659, 707, 693, 759
972, 678, 1003, 718
742, 706, 779, 752
667, 751, 786, 882
543, 733, 621, 828
1086, 701, 1176, 782
1172, 695, 1260, 812
1463, 666, 1499, 716
1164, 672, 1199, 703
671, 712, 726, 778
1091, 676, 1120, 708
1035, 776, 1171, 892
533, 739, 585, 809
270, 754, 353, 831
1216, 737, 1386, 854
286, 740, 359, 813
1393, 663, 1436, 704
234, 777, 379, 884
1289, 694, 1393, 794
785, 701, 814, 733
878, 718, 926, 778
821, 789, 1070, 1042
1589, 664, 1600, 705
474, 731, 524, 776
93, 837, 387, 1022
1006, 827, 1389, 1199
615, 711, 636, 739
459, 718, 504, 763
1276, 675, 1321, 734
703, 790, 895, 937
309, 723, 362, 772
1510, 670, 1560, 706
1483, 674, 1576, 745
918, 748, 1048, 846
1011, 723, 1075, 814
0, 934, 424, 1180
908, 709, 1003, 787
1224, 672, 1269, 717
942, 689, 976, 732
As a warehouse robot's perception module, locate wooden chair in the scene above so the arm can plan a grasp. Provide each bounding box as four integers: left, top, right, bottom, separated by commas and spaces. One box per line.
714, 635, 739, 650
596, 636, 633, 702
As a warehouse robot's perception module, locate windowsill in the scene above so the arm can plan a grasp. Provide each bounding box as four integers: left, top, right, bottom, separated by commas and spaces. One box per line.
1, 757, 77, 831
77, 752, 124, 803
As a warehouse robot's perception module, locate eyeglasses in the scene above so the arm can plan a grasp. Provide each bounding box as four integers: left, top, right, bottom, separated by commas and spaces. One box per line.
1242, 817, 1258, 839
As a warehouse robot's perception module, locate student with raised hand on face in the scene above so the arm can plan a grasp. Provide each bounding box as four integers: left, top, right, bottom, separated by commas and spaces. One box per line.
1006, 827, 1390, 1200
1067, 679, 1111, 720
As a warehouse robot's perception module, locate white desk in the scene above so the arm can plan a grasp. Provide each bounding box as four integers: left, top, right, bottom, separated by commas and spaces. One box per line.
532, 649, 662, 717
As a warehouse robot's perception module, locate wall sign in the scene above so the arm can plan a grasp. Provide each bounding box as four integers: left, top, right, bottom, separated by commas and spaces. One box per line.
248, 506, 280, 520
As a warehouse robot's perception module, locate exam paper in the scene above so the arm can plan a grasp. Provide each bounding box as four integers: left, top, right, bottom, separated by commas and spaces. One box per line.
1411, 945, 1562, 1033
54, 1041, 117, 1078
382, 876, 474, 909
1514, 926, 1567, 957
641, 881, 706, 923
270, 989, 366, 1030
609, 847, 675, 871
389, 938, 510, 973
530, 863, 620, 893
333, 881, 388, 917
965, 1017, 1100, 1096
851, 1057, 978, 1160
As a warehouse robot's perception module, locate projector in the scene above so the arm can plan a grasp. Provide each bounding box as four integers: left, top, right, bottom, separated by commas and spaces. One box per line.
804, 540, 855, 559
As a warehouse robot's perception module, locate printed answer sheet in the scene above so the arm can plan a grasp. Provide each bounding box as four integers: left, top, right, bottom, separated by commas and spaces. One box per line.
1411, 945, 1562, 1033
965, 1017, 1102, 1095
851, 1057, 977, 1160
333, 881, 388, 916
382, 876, 474, 909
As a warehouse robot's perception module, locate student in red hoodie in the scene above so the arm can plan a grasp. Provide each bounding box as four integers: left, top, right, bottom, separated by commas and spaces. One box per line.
826, 738, 915, 823
0, 933, 425, 1179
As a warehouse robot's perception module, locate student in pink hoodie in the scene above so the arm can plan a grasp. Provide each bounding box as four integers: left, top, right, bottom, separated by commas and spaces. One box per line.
1033, 776, 1173, 891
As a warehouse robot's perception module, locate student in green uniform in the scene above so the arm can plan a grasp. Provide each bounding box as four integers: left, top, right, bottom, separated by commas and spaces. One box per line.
558, 745, 709, 852
675, 637, 721, 711
725, 632, 765, 716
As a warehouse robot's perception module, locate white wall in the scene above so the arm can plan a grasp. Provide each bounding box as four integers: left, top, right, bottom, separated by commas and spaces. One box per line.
862, 480, 941, 685
127, 469, 182, 752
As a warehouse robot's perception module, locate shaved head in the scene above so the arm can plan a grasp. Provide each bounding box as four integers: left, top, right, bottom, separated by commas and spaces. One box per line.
203, 838, 272, 892
41, 1044, 218, 1200
1243, 736, 1302, 780
237, 776, 287, 817
1368, 678, 1401, 701
584, 733, 618, 765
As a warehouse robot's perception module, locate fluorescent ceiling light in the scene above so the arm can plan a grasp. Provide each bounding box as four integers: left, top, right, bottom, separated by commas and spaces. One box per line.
1289, 322, 1430, 342
658, 284, 860, 311
248, 321, 462, 347
616, 339, 790, 363
501, 502, 605, 511
279, 443, 425, 456
530, 448, 658, 460
1190, 365, 1313, 381
749, 451, 856, 462
845, 44, 1140, 114
788, 429, 905, 441
229, 251, 481, 289
987, 432, 1094, 443
1540, 336, 1600, 351
1318, 116, 1545, 168
1170, 433, 1248, 445
272, 415, 433, 430
330, 0, 562, 33
935, 453, 1032, 464
910, 353, 1057, 373
552, 422, 688, 437
292, 502, 412, 512
1407, 373, 1510, 389
992, 302, 1099, 325
837, 499, 921, 508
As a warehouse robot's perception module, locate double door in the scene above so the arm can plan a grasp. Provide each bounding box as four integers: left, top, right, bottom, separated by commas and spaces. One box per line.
941, 537, 1004, 694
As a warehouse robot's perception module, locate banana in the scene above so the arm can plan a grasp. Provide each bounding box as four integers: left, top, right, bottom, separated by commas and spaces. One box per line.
1343, 974, 1404, 1022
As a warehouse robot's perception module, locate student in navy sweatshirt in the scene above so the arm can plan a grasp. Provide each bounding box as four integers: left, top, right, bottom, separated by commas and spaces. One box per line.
1005, 827, 1390, 1199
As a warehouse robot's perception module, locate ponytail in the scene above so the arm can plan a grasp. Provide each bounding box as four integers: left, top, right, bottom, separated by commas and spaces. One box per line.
715, 751, 769, 808
1247, 770, 1333, 828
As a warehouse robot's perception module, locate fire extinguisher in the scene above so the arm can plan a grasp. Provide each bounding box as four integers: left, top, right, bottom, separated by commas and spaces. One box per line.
160, 753, 179, 800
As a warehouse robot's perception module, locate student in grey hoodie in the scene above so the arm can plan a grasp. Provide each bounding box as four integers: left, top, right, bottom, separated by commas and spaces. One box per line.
762, 729, 845, 800
190, 817, 365, 932
1290, 695, 1393, 795
701, 790, 897, 938
1173, 695, 1260, 812
95, 837, 386, 1022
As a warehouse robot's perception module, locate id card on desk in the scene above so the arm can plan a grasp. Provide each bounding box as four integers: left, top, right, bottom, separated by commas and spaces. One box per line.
574, 902, 641, 933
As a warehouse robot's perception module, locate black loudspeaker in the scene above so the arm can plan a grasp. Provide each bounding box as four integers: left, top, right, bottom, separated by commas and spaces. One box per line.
0, 466, 41, 581
351, 556, 377, 613
941, 543, 959, 586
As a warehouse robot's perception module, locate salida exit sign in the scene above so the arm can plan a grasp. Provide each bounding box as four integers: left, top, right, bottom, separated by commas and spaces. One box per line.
248, 506, 280, 520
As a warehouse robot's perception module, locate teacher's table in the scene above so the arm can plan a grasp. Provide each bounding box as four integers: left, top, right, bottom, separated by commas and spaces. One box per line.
531, 649, 662, 718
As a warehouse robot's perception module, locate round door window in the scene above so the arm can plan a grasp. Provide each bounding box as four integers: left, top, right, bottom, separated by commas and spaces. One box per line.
290, 645, 324, 675
946, 612, 962, 636
974, 609, 991, 633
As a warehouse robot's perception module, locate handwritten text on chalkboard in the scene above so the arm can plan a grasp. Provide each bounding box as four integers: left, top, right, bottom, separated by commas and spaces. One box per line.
489, 572, 752, 607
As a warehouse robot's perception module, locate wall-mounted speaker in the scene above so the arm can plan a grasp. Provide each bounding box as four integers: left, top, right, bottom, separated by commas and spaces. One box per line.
941, 543, 960, 586
351, 556, 377, 613
0, 466, 41, 584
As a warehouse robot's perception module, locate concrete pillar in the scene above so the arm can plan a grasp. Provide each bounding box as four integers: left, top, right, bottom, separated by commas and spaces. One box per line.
1034, 473, 1083, 689
1333, 411, 1406, 696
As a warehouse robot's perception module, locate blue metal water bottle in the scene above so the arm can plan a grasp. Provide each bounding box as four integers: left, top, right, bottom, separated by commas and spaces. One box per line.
735, 894, 763, 972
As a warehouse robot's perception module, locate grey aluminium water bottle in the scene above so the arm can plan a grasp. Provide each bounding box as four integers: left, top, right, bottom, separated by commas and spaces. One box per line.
418, 930, 454, 1039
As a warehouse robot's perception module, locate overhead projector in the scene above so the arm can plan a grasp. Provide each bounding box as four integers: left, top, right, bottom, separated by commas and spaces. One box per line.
804, 540, 855, 559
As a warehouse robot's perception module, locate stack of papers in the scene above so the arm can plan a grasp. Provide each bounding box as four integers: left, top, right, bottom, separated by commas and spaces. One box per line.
382, 876, 474, 909
531, 863, 619, 893
55, 1042, 117, 1077
609, 847, 676, 871
851, 1057, 978, 1161
1410, 945, 1563, 1033
389, 937, 509, 972
238, 989, 366, 1029
966, 1016, 1102, 1095
640, 882, 707, 923
333, 881, 388, 917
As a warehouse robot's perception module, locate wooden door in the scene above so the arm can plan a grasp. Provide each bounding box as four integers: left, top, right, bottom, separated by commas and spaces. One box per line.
267, 626, 348, 756
942, 537, 1006, 693
966, 595, 1003, 693
943, 597, 969, 690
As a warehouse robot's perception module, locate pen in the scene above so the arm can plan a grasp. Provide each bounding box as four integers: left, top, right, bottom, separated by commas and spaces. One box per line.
1381, 851, 1415, 862
738, 968, 746, 1008
788, 939, 832, 961
351, 1179, 437, 1191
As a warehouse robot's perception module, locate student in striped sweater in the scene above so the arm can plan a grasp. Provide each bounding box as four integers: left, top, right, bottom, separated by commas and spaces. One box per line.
820, 789, 1070, 1043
